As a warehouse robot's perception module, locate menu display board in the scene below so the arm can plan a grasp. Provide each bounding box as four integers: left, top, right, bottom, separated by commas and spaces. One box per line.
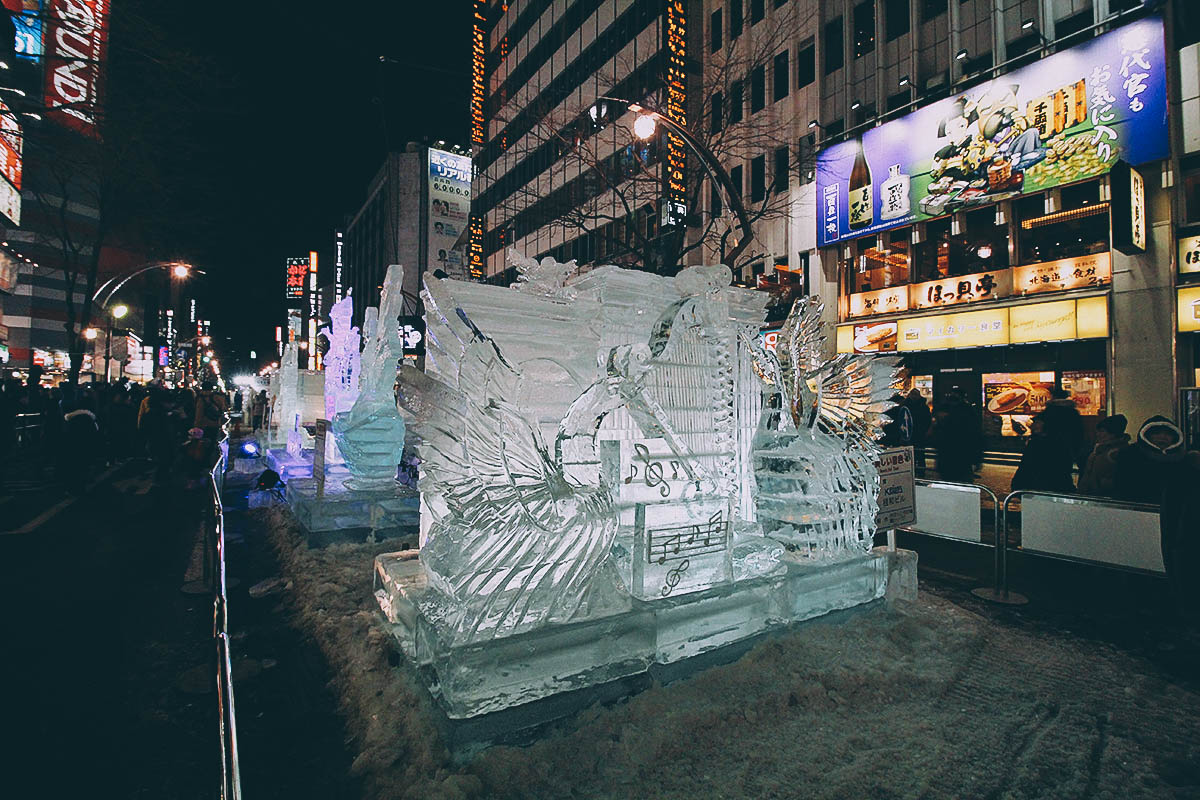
897, 308, 1008, 351
848, 286, 908, 318
1013, 252, 1111, 296
852, 321, 898, 353
983, 371, 1056, 437
1061, 370, 1107, 416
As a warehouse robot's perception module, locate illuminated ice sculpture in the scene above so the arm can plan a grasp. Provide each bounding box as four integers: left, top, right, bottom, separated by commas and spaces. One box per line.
319, 290, 360, 424
332, 265, 406, 491
744, 297, 900, 558
375, 257, 910, 718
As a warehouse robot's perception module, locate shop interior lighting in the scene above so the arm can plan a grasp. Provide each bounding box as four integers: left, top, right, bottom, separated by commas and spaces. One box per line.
976, 244, 993, 259
1019, 202, 1109, 230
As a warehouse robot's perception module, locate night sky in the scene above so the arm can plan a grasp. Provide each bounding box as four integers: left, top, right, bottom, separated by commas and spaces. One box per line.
131, 3, 471, 372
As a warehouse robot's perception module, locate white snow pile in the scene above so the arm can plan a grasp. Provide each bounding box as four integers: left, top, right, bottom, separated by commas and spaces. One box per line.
261, 506, 1200, 800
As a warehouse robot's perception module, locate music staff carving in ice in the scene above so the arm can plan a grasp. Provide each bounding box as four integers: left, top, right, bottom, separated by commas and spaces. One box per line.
397, 272, 701, 643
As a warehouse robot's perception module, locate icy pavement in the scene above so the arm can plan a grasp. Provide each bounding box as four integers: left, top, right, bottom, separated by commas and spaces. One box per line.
259, 507, 1200, 800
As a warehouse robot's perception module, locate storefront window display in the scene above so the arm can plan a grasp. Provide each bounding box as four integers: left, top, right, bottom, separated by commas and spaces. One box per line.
912, 218, 952, 282
851, 229, 910, 293
1017, 180, 1109, 265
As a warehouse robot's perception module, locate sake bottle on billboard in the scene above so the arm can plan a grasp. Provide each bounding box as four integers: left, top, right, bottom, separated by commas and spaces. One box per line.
879, 164, 911, 221
847, 139, 873, 230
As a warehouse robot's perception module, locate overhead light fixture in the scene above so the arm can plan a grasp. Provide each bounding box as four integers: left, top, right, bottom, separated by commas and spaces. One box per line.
956, 49, 968, 61
898, 75, 910, 87
0, 61, 9, 70
808, 119, 819, 129
850, 100, 861, 110
1022, 18, 1035, 30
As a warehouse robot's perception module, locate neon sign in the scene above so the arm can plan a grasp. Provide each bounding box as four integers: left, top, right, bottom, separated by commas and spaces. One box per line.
471, 1, 487, 146
663, 0, 688, 227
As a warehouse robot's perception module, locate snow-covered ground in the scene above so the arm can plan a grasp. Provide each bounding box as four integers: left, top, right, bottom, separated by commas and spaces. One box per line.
260, 507, 1200, 799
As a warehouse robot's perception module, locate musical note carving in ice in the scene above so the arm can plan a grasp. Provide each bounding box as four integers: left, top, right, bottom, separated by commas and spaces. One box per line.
397, 272, 694, 644
744, 297, 900, 559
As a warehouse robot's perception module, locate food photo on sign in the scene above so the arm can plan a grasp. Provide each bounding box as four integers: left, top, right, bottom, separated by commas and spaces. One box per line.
853, 321, 898, 353
815, 16, 1168, 247
983, 371, 1056, 437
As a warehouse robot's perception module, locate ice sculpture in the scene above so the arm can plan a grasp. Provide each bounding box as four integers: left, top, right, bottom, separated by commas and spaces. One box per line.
332, 265, 407, 491
398, 273, 696, 643
319, 290, 360, 423
745, 297, 900, 558
374, 258, 914, 719
272, 341, 300, 448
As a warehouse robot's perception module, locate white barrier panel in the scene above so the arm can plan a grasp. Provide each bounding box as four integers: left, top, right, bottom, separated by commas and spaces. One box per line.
911, 483, 983, 543
1021, 495, 1164, 573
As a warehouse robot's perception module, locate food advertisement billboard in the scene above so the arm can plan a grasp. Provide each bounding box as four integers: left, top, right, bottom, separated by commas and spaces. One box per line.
815, 16, 1167, 246
983, 371, 1056, 437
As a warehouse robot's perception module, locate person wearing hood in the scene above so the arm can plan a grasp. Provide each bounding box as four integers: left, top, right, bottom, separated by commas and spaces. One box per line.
1077, 414, 1130, 497
59, 391, 100, 495
1114, 416, 1199, 505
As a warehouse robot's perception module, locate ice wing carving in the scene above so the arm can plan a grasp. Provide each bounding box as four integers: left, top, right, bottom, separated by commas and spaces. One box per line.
398, 275, 617, 643
507, 247, 580, 300
747, 297, 901, 558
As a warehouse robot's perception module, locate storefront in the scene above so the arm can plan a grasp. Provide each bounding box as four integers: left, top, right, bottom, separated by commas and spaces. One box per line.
815, 16, 1171, 454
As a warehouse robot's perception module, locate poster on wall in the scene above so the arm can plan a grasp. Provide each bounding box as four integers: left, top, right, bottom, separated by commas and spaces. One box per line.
816, 16, 1168, 246
1061, 370, 1107, 416
427, 148, 471, 280
982, 371, 1056, 437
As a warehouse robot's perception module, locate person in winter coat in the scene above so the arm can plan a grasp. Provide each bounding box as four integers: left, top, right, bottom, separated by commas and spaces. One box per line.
59, 393, 100, 494
880, 393, 913, 447
194, 382, 229, 439
904, 389, 933, 477
1039, 388, 1086, 468
933, 390, 982, 483
1077, 414, 1130, 497
1011, 415, 1076, 494
1114, 416, 1200, 505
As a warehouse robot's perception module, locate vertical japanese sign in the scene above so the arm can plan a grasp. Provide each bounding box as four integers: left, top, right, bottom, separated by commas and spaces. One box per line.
815, 16, 1167, 246
470, 0, 486, 146
661, 0, 688, 228
44, 0, 110, 137
285, 257, 306, 302
467, 214, 485, 279
307, 251, 318, 370
1110, 160, 1145, 254
334, 230, 344, 303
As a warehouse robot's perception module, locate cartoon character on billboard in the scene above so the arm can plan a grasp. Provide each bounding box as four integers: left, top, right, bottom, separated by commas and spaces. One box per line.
930, 98, 980, 182
969, 84, 1045, 172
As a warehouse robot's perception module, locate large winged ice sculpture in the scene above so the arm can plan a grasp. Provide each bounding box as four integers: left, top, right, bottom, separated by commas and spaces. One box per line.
507, 247, 581, 300
398, 275, 665, 643
746, 297, 901, 558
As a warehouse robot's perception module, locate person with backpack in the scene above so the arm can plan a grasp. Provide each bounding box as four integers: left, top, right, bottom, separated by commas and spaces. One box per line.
194, 381, 229, 440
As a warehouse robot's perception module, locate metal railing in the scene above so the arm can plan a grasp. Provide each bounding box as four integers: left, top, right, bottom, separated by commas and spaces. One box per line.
1001, 490, 1161, 575
208, 433, 242, 800
896, 478, 1012, 601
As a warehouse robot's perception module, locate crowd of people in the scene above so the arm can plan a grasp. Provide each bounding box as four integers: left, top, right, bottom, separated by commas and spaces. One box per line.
0, 366, 229, 500
880, 384, 1198, 506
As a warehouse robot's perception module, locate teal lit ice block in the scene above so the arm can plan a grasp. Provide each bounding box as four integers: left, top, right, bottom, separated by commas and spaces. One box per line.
374, 549, 902, 719
287, 477, 419, 535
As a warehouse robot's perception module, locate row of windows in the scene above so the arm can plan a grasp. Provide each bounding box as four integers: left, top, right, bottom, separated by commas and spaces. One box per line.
708, 45, 814, 136
474, 54, 662, 219
711, 0, 799, 53
477, 0, 661, 175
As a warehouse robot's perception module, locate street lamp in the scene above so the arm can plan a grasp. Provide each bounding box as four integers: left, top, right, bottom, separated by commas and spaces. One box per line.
599, 96, 756, 266
103, 303, 129, 382
92, 261, 202, 306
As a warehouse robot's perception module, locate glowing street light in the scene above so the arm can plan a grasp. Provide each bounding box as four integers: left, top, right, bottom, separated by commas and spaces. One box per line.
111, 303, 129, 320
632, 114, 657, 140
83, 327, 99, 340
172, 264, 190, 279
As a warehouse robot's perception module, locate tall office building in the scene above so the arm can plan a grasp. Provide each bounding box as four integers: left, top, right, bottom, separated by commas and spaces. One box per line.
470, 0, 700, 281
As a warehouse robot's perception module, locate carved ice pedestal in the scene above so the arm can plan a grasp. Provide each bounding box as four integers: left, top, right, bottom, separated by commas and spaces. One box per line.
374, 549, 902, 719
286, 478, 419, 541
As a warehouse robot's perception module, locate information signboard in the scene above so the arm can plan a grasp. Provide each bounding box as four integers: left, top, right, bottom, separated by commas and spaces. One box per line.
876, 446, 916, 529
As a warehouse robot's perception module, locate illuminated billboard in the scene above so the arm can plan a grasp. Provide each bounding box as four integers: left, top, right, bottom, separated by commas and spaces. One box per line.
285, 257, 306, 302
3, 1, 43, 59
816, 16, 1168, 246
428, 148, 471, 279
44, 0, 110, 136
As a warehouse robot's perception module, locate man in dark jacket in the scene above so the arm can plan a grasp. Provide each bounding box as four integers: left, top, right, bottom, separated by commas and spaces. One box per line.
1011, 415, 1076, 494
933, 390, 982, 483
1039, 388, 1086, 468
904, 389, 933, 477
1115, 416, 1200, 505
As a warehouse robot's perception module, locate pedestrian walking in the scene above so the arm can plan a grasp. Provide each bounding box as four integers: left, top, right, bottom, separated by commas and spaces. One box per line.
904, 389, 932, 477
880, 393, 913, 447
1011, 415, 1076, 494
59, 390, 100, 495
1077, 414, 1129, 497
194, 381, 229, 440
932, 390, 981, 483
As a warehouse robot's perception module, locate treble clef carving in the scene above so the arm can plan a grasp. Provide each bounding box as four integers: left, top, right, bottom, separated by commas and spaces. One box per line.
634, 442, 669, 497
661, 559, 689, 596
